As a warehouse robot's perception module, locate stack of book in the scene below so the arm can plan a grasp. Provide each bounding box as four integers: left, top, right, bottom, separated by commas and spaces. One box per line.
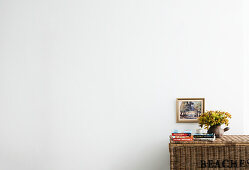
193, 133, 215, 141
171, 131, 193, 141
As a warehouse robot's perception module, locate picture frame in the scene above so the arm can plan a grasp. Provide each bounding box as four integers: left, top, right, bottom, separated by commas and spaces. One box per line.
176, 98, 205, 123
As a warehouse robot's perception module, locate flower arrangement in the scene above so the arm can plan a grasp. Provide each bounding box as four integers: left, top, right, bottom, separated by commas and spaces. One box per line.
199, 111, 232, 129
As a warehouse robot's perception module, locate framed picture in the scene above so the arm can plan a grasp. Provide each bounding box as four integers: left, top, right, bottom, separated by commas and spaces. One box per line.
176, 98, 205, 123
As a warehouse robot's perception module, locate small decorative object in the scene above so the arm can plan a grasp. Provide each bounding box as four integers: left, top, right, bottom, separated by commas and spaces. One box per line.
196, 128, 204, 134
176, 98, 205, 123
199, 111, 232, 138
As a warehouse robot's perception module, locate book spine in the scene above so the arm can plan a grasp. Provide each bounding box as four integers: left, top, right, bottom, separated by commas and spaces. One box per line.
172, 133, 191, 136
194, 138, 215, 141
172, 136, 193, 139
173, 138, 193, 141
194, 135, 214, 138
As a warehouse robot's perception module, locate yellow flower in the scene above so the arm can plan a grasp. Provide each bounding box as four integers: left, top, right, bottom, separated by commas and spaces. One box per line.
198, 110, 231, 129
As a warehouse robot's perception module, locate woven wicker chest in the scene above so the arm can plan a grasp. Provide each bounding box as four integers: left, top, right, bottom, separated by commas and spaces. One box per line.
169, 135, 249, 170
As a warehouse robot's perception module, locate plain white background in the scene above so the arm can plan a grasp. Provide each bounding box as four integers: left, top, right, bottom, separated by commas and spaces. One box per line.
0, 0, 249, 170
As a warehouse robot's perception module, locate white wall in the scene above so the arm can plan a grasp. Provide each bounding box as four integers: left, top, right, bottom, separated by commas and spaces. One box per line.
244, 0, 249, 134
0, 0, 248, 170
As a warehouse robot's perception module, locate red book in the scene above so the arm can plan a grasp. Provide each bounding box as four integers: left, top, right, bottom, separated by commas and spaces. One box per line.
172, 136, 193, 139
172, 133, 191, 136
171, 136, 193, 141
172, 138, 193, 141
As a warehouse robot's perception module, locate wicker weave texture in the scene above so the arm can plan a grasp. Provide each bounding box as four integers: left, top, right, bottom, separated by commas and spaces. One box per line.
169, 135, 249, 170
